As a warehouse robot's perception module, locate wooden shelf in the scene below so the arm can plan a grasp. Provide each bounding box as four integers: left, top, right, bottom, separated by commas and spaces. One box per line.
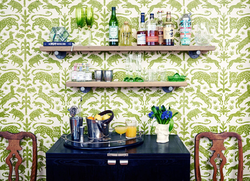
40, 45, 215, 52
66, 81, 188, 88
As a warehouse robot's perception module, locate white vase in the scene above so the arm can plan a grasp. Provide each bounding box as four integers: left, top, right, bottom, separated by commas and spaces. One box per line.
155, 124, 169, 143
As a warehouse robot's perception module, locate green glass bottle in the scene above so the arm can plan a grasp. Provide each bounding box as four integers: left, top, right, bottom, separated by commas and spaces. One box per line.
109, 7, 119, 46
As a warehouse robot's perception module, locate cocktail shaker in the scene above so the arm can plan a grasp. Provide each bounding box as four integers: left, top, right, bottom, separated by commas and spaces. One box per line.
69, 116, 83, 141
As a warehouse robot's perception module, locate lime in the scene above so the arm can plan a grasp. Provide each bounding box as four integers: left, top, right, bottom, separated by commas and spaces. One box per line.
86, 6, 94, 28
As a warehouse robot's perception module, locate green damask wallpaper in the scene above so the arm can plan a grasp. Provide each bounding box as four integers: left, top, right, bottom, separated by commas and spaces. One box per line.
0, 0, 250, 180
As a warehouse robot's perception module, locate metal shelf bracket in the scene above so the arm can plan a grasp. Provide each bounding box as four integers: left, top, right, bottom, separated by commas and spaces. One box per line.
162, 86, 175, 93
54, 51, 67, 59
79, 87, 91, 93
188, 50, 201, 59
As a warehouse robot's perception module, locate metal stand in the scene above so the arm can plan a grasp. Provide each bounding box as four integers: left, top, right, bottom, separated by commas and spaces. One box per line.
79, 87, 91, 93
162, 86, 175, 93
54, 51, 67, 59
188, 50, 201, 59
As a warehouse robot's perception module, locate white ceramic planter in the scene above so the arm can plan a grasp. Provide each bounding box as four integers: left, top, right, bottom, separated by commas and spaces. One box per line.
155, 124, 169, 143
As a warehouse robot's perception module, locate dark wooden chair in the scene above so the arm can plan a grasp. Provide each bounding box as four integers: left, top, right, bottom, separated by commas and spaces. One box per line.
195, 132, 243, 181
0, 131, 37, 181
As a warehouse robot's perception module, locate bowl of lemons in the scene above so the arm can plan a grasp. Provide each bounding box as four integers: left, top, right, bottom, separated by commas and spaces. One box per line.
86, 110, 114, 141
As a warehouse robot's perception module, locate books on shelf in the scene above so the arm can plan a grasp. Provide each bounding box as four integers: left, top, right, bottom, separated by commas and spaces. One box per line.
43, 42, 74, 46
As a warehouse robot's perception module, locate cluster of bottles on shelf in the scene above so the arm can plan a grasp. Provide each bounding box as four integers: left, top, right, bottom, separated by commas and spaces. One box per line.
71, 63, 92, 82
109, 7, 192, 46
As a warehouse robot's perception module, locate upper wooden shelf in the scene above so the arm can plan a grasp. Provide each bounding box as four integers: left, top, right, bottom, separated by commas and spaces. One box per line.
40, 45, 215, 52
66, 81, 188, 88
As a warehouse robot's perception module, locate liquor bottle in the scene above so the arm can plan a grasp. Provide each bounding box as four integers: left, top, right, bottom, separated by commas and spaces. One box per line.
137, 13, 146, 46
157, 11, 163, 46
146, 13, 159, 46
85, 63, 92, 82
120, 21, 132, 46
77, 63, 85, 82
71, 63, 78, 82
163, 12, 174, 46
109, 7, 119, 46
180, 13, 192, 46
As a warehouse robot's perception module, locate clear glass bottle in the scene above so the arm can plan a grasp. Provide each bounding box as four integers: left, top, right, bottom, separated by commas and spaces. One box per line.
180, 13, 192, 46
157, 11, 163, 46
146, 13, 159, 46
71, 63, 78, 82
109, 7, 119, 46
137, 12, 146, 46
120, 21, 132, 46
85, 63, 92, 82
77, 63, 85, 82
163, 12, 174, 46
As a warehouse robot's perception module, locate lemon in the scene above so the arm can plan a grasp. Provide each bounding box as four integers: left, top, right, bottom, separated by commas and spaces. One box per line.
102, 114, 110, 120
94, 114, 102, 121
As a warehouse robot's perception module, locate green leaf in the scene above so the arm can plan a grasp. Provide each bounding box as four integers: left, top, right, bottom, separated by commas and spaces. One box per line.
161, 105, 166, 112
169, 118, 174, 132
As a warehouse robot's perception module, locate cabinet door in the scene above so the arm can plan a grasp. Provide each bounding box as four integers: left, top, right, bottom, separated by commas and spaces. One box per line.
46, 158, 118, 181
116, 158, 190, 181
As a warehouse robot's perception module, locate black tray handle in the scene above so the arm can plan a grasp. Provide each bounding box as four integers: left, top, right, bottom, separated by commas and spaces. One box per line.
99, 110, 114, 125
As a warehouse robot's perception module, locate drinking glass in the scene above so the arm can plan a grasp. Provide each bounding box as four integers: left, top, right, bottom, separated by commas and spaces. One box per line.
124, 56, 130, 82
75, 7, 86, 45
125, 120, 137, 139
128, 54, 134, 82
135, 53, 144, 82
142, 68, 148, 81
148, 69, 154, 82
160, 69, 166, 81
86, 6, 94, 46
194, 22, 212, 46
115, 122, 127, 143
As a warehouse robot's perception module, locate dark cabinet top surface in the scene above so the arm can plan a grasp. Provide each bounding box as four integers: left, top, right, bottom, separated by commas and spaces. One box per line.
47, 135, 190, 158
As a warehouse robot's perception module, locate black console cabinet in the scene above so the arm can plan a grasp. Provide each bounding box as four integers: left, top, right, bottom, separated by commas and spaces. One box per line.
46, 135, 190, 181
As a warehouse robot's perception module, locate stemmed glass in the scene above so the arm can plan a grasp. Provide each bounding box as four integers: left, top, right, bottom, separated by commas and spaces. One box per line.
86, 6, 94, 46
75, 6, 86, 45
115, 122, 127, 143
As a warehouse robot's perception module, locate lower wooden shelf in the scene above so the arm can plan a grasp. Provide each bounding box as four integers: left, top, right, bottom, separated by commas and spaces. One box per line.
66, 81, 187, 88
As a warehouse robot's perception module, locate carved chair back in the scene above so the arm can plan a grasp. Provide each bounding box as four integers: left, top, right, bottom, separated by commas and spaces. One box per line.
195, 132, 243, 181
0, 131, 37, 181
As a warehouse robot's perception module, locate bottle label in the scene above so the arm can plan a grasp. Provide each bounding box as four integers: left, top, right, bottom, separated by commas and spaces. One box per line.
137, 34, 146, 45
85, 73, 92, 80
146, 36, 158, 43
180, 19, 191, 45
163, 27, 174, 39
72, 72, 77, 80
77, 72, 85, 81
109, 26, 118, 42
157, 26, 163, 44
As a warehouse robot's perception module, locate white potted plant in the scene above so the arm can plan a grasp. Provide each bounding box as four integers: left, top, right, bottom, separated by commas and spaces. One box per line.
148, 105, 178, 143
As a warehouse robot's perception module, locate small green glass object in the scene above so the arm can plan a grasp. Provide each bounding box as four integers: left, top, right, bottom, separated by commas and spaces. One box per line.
124, 77, 129, 82
168, 73, 186, 82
